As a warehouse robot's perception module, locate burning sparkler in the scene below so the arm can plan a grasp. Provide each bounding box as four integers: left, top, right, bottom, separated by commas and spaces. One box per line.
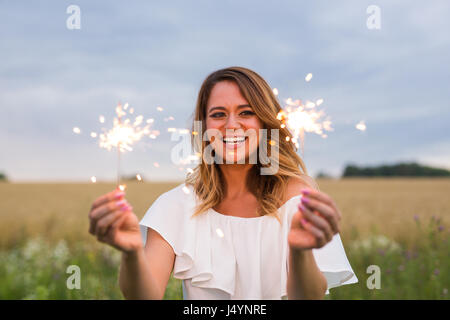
74, 102, 160, 188
275, 74, 333, 156
98, 102, 160, 188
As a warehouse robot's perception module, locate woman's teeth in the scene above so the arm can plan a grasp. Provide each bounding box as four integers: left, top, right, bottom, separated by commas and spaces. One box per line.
223, 137, 246, 144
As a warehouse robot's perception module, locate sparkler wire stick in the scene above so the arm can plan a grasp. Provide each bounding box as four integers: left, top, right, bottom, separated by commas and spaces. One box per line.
117, 103, 122, 188
117, 134, 121, 187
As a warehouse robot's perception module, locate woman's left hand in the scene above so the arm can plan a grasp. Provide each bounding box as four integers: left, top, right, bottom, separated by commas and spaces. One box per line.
288, 188, 342, 251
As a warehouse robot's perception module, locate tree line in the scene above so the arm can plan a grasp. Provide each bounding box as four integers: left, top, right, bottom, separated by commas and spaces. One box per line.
342, 162, 450, 177
0, 172, 7, 182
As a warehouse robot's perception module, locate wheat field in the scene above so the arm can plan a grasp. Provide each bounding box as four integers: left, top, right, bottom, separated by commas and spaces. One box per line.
0, 179, 448, 299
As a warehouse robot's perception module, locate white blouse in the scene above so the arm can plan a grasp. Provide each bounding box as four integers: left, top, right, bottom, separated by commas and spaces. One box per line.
139, 183, 358, 300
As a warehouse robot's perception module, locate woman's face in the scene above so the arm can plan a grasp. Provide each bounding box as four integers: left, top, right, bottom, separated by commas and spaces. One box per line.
205, 81, 263, 164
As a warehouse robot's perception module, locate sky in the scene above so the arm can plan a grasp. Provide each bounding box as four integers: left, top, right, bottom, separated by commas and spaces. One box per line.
1, 1, 449, 182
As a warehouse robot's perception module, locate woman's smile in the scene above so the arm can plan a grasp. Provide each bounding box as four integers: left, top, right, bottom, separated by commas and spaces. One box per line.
222, 136, 248, 150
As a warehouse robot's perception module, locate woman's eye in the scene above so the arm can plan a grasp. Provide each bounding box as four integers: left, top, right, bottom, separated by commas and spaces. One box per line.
210, 111, 254, 118
210, 112, 226, 118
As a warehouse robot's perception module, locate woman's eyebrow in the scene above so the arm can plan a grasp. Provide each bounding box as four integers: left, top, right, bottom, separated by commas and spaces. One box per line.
208, 104, 251, 113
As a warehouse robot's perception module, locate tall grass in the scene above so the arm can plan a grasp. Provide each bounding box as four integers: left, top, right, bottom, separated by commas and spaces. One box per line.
327, 215, 449, 299
0, 179, 448, 299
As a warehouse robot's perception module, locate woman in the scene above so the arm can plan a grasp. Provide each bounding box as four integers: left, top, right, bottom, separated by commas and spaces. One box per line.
88, 66, 357, 300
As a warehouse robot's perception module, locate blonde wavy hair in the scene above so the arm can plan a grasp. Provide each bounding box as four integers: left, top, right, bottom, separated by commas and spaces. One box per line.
185, 66, 315, 223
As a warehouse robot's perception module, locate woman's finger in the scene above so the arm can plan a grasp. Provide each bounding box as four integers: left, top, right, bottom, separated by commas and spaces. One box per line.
95, 204, 132, 238
300, 196, 340, 234
110, 211, 130, 230
297, 211, 327, 248
299, 203, 333, 243
90, 189, 125, 211
300, 188, 341, 220
89, 199, 130, 235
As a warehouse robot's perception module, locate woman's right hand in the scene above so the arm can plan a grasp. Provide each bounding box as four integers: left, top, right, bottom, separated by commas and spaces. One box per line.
88, 189, 143, 253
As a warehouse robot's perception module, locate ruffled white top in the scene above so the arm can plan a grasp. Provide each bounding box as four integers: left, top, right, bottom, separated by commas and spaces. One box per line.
139, 183, 358, 300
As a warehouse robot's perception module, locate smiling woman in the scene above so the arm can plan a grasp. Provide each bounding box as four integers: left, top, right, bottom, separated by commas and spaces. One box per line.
187, 67, 311, 220
88, 66, 358, 300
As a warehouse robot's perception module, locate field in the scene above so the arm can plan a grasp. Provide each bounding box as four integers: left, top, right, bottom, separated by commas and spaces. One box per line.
0, 179, 448, 299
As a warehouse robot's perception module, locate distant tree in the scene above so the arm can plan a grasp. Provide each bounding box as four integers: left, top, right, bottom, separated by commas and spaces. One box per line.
0, 172, 8, 182
122, 174, 145, 182
316, 171, 334, 179
342, 162, 450, 177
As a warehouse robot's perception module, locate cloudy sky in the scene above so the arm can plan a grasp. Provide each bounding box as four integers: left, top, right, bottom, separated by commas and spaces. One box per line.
1, 1, 449, 182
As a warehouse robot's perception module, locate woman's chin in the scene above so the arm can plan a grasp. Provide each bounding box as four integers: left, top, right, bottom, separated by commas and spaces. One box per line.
213, 143, 259, 164
218, 150, 258, 164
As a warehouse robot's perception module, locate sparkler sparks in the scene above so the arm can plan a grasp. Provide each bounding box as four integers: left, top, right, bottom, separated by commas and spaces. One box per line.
276, 94, 332, 155
305, 73, 313, 82
97, 102, 160, 186
182, 185, 190, 194
74, 102, 160, 187
98, 103, 158, 153
356, 121, 367, 131
273, 73, 333, 155
216, 228, 225, 238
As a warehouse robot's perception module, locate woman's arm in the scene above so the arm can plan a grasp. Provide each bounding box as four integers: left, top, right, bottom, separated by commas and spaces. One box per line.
287, 248, 327, 299
119, 227, 175, 300
284, 178, 342, 299
88, 189, 175, 300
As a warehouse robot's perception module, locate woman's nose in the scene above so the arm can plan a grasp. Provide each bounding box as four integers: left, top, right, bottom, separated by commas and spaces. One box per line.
225, 113, 241, 129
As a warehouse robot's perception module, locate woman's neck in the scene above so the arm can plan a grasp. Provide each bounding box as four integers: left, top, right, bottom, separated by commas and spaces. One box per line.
219, 163, 254, 199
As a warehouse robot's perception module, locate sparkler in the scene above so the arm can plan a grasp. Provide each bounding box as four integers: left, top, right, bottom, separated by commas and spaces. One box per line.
275, 74, 333, 156
74, 102, 160, 188
98, 102, 160, 188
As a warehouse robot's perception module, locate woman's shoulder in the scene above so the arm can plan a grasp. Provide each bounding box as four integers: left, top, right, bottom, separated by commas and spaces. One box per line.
283, 174, 318, 203
152, 183, 194, 207
140, 183, 196, 227
275, 175, 318, 224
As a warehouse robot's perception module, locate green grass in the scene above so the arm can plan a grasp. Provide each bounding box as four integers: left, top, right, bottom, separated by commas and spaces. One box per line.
0, 215, 447, 299
327, 216, 449, 299
0, 180, 448, 299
